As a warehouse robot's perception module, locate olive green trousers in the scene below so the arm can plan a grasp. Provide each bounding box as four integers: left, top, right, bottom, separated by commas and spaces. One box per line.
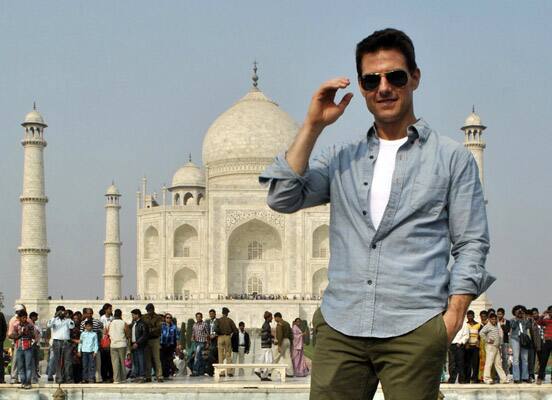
310, 308, 447, 400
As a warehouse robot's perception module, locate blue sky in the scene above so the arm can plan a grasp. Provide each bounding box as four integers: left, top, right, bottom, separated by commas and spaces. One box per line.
1, 1, 551, 315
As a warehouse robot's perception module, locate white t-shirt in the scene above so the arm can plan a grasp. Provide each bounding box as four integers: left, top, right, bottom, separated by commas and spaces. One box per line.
370, 136, 408, 229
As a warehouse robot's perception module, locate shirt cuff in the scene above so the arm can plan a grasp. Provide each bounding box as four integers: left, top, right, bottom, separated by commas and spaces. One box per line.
448, 262, 496, 297
259, 153, 307, 186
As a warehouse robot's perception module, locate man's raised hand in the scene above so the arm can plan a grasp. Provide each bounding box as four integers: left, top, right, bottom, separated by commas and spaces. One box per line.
305, 78, 354, 134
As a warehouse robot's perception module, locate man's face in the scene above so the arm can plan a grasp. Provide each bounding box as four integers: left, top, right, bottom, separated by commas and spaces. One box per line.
209, 311, 216, 320
147, 308, 154, 316
20, 316, 27, 324
480, 314, 488, 324
84, 310, 92, 320
467, 313, 474, 323
515, 308, 523, 318
489, 316, 497, 326
497, 310, 504, 320
532, 310, 539, 319
239, 324, 245, 332
106, 307, 113, 316
196, 314, 203, 323
73, 314, 81, 323
358, 49, 420, 127
30, 316, 37, 323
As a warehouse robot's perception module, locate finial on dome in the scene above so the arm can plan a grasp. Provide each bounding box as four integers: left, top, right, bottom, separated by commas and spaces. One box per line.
189, 153, 192, 162
472, 105, 475, 113
252, 60, 259, 88
33, 101, 37, 111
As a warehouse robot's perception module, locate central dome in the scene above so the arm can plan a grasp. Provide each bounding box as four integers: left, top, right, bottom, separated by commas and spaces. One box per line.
202, 88, 298, 166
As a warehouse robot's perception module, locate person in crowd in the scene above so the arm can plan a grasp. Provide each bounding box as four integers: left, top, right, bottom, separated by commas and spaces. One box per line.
231, 321, 250, 376
47, 306, 75, 383
78, 320, 99, 383
130, 309, 149, 383
70, 312, 83, 383
80, 307, 104, 383
527, 307, 543, 382
477, 310, 488, 382
536, 306, 552, 385
99, 303, 114, 383
496, 307, 511, 378
448, 317, 469, 383
255, 311, 274, 381
273, 312, 293, 378
479, 313, 509, 384
190, 312, 210, 377
291, 318, 309, 377
510, 305, 531, 383
160, 313, 180, 379
9, 310, 39, 389
464, 310, 481, 383
215, 307, 238, 377
0, 309, 6, 384
109, 309, 129, 384
205, 309, 218, 377
27, 312, 41, 383
8, 304, 29, 383
143, 303, 163, 383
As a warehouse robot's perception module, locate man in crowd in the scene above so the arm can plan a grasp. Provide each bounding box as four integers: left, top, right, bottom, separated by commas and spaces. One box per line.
215, 307, 237, 377
479, 312, 509, 384
99, 303, 114, 383
497, 307, 511, 376
160, 313, 180, 379
9, 310, 39, 389
255, 311, 274, 381
28, 312, 41, 383
130, 309, 149, 383
0, 308, 7, 384
190, 312, 209, 377
511, 305, 531, 383
205, 309, 218, 377
536, 306, 552, 385
47, 306, 75, 383
80, 308, 104, 383
143, 303, 163, 382
260, 28, 494, 399
273, 312, 293, 378
528, 307, 542, 382
478, 310, 489, 382
7, 304, 29, 383
447, 316, 469, 383
231, 321, 250, 376
464, 310, 481, 383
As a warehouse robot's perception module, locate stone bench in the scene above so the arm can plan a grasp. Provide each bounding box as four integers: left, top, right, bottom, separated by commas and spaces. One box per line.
212, 363, 288, 383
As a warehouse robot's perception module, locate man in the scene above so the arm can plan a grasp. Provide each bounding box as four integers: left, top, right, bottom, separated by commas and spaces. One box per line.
28, 312, 41, 383
448, 317, 469, 383
479, 313, 509, 384
273, 313, 293, 378
204, 309, 218, 376
528, 307, 542, 382
129, 309, 149, 383
536, 306, 552, 385
260, 28, 494, 399
47, 306, 75, 383
255, 311, 274, 381
477, 310, 489, 382
190, 312, 209, 377
9, 310, 39, 389
496, 307, 511, 377
231, 321, 250, 376
80, 308, 103, 383
464, 310, 481, 383
99, 303, 114, 383
142, 303, 163, 382
7, 304, 28, 383
0, 308, 7, 384
215, 307, 237, 377
510, 305, 530, 383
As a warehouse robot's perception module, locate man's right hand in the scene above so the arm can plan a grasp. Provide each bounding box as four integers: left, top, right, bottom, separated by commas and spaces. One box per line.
305, 77, 354, 134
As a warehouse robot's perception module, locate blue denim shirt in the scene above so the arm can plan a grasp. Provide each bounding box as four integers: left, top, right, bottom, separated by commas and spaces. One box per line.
259, 119, 495, 338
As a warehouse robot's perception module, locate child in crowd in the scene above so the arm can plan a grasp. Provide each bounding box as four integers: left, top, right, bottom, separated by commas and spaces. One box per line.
480, 313, 509, 384
78, 320, 99, 383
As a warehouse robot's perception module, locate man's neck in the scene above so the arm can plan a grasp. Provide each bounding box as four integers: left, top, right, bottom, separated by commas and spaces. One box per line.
375, 114, 417, 141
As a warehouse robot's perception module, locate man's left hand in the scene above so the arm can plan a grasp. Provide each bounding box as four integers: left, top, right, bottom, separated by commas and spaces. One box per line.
443, 294, 474, 344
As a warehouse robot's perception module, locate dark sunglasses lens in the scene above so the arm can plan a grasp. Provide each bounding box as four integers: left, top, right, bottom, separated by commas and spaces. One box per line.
387, 70, 408, 87
361, 75, 380, 90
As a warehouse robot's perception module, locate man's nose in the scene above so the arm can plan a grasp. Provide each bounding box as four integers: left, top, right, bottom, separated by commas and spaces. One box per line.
377, 76, 393, 96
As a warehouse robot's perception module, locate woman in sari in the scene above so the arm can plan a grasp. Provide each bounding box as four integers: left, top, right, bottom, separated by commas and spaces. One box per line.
291, 318, 310, 377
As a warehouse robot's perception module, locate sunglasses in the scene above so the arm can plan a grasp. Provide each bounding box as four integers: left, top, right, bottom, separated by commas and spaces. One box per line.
360, 70, 409, 91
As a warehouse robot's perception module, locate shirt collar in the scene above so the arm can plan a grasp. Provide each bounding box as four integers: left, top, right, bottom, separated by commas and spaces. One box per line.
367, 118, 431, 144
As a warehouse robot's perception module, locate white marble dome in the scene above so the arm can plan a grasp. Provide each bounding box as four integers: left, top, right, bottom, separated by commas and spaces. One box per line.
202, 87, 299, 166
106, 183, 120, 196
171, 161, 205, 188
464, 112, 482, 126
23, 110, 46, 126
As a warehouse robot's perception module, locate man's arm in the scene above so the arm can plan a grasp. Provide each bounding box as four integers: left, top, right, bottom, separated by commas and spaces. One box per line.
444, 149, 496, 343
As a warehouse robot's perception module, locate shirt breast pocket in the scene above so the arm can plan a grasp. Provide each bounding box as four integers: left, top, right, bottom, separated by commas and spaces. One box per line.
409, 175, 449, 215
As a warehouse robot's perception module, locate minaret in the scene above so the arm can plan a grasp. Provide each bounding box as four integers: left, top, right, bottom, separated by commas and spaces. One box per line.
461, 107, 492, 311
103, 182, 123, 300
19, 104, 50, 300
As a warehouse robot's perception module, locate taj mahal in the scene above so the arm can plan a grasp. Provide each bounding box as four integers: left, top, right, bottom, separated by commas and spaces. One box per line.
15, 68, 492, 330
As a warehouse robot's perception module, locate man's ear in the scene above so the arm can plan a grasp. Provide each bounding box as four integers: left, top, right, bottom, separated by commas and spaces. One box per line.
411, 68, 421, 90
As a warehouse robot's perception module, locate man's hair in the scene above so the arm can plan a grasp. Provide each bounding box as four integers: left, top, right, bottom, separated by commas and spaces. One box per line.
102, 303, 112, 311
479, 310, 488, 317
531, 307, 539, 313
17, 310, 28, 318
83, 307, 93, 314
274, 312, 282, 319
99, 309, 105, 316
264, 311, 272, 320
487, 308, 496, 314
209, 309, 216, 314
114, 309, 122, 318
29, 312, 38, 319
488, 313, 497, 319
196, 312, 203, 318
222, 307, 230, 315
55, 305, 66, 313
355, 28, 417, 77
145, 303, 155, 311
512, 305, 525, 315
466, 310, 474, 316
497, 307, 505, 313
74, 311, 82, 318
239, 321, 245, 327
547, 305, 552, 312
84, 320, 93, 327
131, 308, 142, 316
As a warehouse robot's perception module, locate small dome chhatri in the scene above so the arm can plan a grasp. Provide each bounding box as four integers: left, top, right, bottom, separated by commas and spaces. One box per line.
171, 159, 205, 188
464, 106, 482, 127
106, 182, 120, 196
23, 102, 47, 126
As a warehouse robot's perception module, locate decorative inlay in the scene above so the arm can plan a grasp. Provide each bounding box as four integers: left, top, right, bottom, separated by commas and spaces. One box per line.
225, 209, 284, 232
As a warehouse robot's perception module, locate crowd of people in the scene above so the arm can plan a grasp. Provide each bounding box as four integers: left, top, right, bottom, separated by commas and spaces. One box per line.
447, 305, 552, 385
0, 303, 310, 389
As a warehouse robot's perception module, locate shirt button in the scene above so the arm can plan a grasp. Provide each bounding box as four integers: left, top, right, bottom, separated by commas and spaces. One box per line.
362, 210, 367, 215
371, 244, 377, 249
363, 182, 368, 186
369, 155, 374, 159
367, 280, 373, 285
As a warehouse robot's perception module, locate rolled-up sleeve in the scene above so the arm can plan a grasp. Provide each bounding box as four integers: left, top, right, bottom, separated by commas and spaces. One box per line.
447, 148, 495, 297
259, 150, 331, 213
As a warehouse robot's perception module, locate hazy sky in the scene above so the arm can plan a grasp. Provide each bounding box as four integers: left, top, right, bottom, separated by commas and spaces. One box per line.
1, 1, 551, 315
